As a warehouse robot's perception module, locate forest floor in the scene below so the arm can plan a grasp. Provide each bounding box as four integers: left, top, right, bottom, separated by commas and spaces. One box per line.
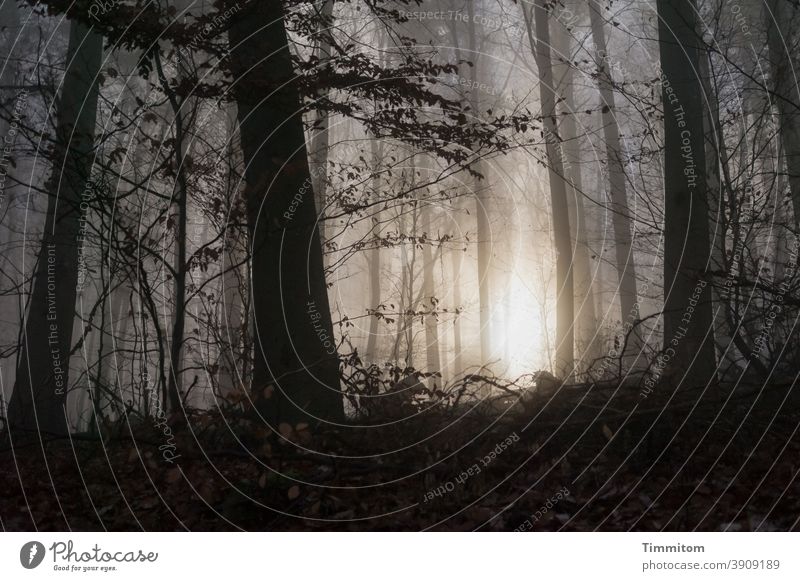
2, 380, 799, 531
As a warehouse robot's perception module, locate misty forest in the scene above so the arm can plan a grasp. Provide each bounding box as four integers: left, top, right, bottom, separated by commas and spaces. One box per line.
1, 0, 799, 531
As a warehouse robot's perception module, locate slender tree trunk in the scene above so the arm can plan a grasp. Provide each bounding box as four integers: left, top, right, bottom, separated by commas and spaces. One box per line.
588, 0, 640, 365
218, 246, 245, 395
218, 105, 246, 396
8, 20, 103, 436
102, 289, 129, 402
365, 138, 381, 363
450, 209, 464, 377
365, 236, 381, 362
701, 57, 733, 370
766, 0, 800, 225
404, 197, 419, 366
698, 48, 755, 380
465, 3, 492, 367
392, 202, 409, 364
438, 248, 450, 383
657, 0, 717, 386
422, 200, 441, 387
696, 49, 769, 377
154, 51, 188, 413
474, 162, 492, 367
553, 9, 600, 368
229, 2, 343, 426
525, 1, 575, 378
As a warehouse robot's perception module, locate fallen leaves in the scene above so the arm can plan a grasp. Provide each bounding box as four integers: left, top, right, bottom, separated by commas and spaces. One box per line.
2, 392, 799, 532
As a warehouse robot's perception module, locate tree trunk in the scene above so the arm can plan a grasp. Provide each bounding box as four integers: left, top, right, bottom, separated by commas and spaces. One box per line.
404, 189, 419, 366
766, 0, 800, 226
474, 162, 492, 367
154, 50, 189, 413
450, 209, 465, 377
309, 0, 334, 246
552, 8, 600, 368
698, 48, 752, 379
588, 0, 641, 365
0, 0, 22, 413
365, 138, 381, 363
229, 2, 343, 426
525, 1, 575, 378
657, 0, 717, 386
8, 20, 103, 436
438, 248, 450, 383
392, 201, 409, 364
422, 200, 441, 387
218, 106, 247, 397
465, 3, 492, 368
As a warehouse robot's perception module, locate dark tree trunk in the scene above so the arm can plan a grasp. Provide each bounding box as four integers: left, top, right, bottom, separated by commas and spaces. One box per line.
657, 0, 717, 386
154, 50, 189, 413
766, 0, 800, 226
229, 2, 343, 426
7, 20, 103, 436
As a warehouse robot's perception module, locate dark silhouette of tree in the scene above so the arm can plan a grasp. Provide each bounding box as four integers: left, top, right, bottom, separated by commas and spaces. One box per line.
657, 0, 717, 386
7, 19, 103, 436
229, 1, 344, 426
